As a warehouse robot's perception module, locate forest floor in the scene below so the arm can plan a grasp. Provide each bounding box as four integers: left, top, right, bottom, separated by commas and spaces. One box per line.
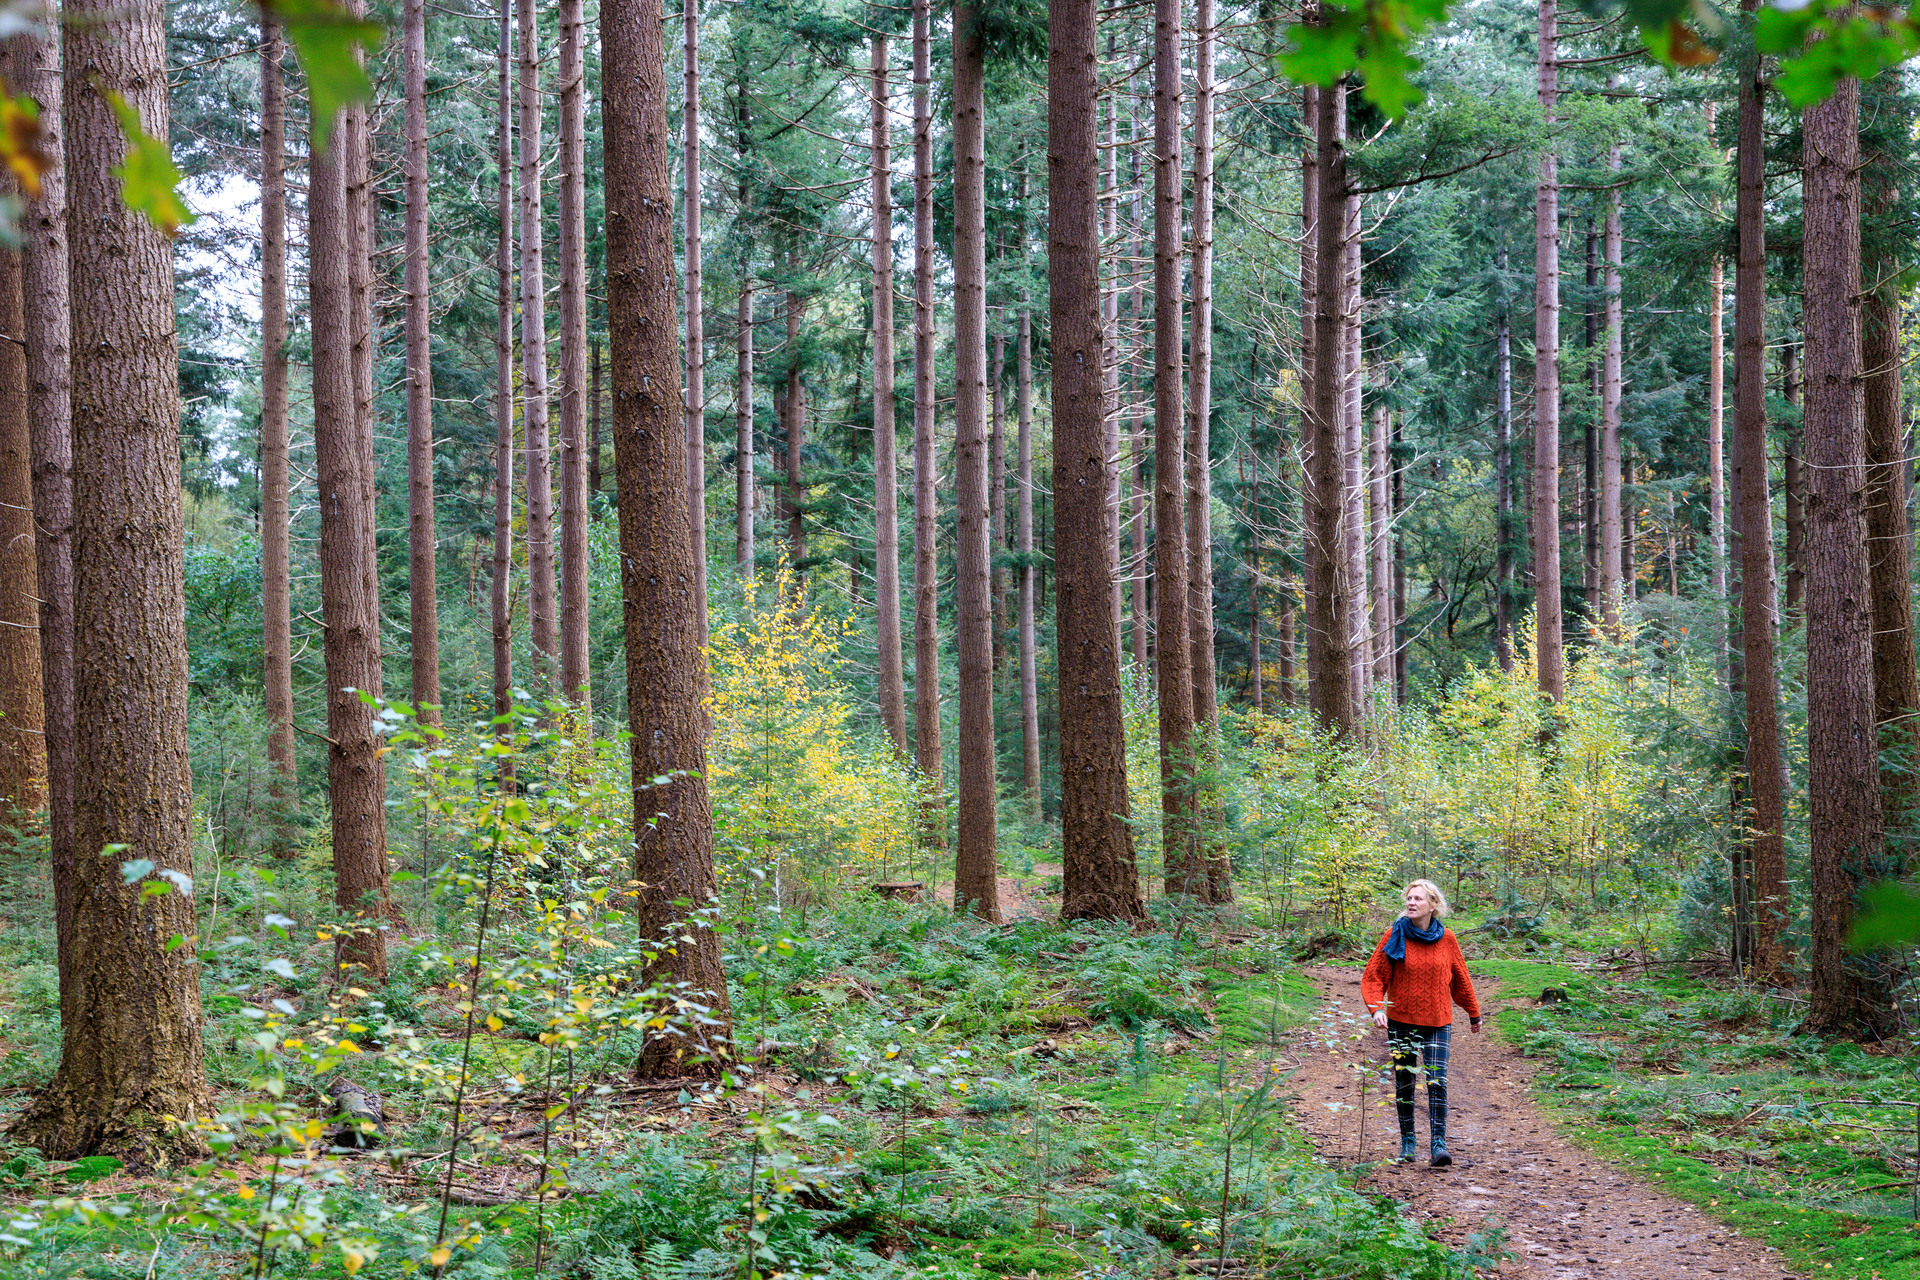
1286, 965, 1799, 1279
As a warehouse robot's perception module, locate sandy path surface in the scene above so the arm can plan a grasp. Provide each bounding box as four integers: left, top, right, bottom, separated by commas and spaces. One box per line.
1285, 965, 1802, 1279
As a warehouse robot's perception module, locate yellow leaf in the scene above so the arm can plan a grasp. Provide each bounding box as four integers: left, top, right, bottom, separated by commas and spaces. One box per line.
486, 1014, 503, 1032
341, 1248, 365, 1275
428, 1245, 451, 1268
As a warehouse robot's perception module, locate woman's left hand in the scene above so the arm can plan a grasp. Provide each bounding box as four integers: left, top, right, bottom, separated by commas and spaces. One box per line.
1468, 1017, 1483, 1035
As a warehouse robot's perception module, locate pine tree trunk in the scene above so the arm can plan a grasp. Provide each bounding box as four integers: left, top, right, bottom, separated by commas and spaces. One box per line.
1801, 79, 1892, 1039
782, 264, 807, 567
1494, 243, 1514, 671
6, 0, 211, 1161
492, 0, 515, 753
911, 0, 943, 840
1187, 0, 1218, 737
1103, 72, 1122, 643
557, 0, 592, 704
403, 0, 441, 727
1050, 0, 1142, 920
591, 335, 605, 504
735, 80, 754, 571
1129, 137, 1149, 674
1709, 232, 1728, 670
257, 19, 293, 797
519, 0, 556, 689
1342, 189, 1368, 710
1600, 142, 1624, 625
0, 164, 44, 820
683, 0, 708, 640
1153, 0, 1196, 895
603, 0, 735, 1074
872, 35, 907, 756
1735, 4, 1788, 982
990, 333, 1008, 672
1369, 404, 1392, 695
1017, 306, 1041, 815
13, 25, 75, 939
313, 3, 396, 983
1392, 412, 1407, 703
1532, 0, 1563, 700
1308, 79, 1354, 738
1583, 221, 1599, 622
1301, 85, 1323, 717
1784, 342, 1804, 613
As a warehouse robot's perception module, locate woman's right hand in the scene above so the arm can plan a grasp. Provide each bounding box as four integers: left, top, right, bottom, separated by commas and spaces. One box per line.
1371, 1008, 1387, 1029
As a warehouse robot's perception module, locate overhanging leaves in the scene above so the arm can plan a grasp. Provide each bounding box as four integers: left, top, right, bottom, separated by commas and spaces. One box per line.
104, 90, 192, 236
266, 0, 385, 153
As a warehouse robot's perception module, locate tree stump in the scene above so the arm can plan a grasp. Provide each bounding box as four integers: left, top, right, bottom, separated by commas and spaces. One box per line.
872, 881, 925, 903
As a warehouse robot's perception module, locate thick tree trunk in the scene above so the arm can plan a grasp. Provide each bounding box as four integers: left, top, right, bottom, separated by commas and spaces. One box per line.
1153, 0, 1196, 895
1801, 81, 1892, 1039
1104, 71, 1122, 643
1494, 244, 1514, 671
0, 180, 42, 821
519, 0, 556, 690
1600, 144, 1623, 625
1017, 306, 1041, 815
603, 0, 735, 1074
951, 0, 999, 921
7, 0, 211, 1161
313, 7, 395, 983
1050, 0, 1141, 920
492, 0, 515, 753
1532, 0, 1563, 700
684, 0, 707, 638
557, 0, 592, 703
872, 35, 907, 756
1308, 80, 1355, 738
1784, 342, 1804, 613
911, 0, 943, 840
1735, 7, 1789, 983
13, 25, 75, 937
404, 0, 440, 726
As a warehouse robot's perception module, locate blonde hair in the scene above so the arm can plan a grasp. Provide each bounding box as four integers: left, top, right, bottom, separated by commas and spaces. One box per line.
1404, 879, 1450, 918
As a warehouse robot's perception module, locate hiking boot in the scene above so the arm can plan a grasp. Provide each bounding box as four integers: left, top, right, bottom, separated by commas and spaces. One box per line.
1429, 1138, 1451, 1167
1398, 1134, 1417, 1163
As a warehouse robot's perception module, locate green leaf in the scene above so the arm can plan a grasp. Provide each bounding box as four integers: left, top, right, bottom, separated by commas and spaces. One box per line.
119, 858, 155, 885
102, 92, 190, 236
1847, 880, 1920, 951
267, 0, 385, 153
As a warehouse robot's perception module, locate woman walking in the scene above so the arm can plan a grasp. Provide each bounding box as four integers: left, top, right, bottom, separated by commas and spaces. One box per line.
1361, 880, 1481, 1166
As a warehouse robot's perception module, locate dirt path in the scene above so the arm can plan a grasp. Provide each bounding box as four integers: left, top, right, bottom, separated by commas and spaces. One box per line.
1284, 965, 1800, 1279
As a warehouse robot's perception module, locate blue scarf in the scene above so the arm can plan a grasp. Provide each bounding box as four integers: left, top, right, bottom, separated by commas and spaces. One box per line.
1382, 914, 1445, 962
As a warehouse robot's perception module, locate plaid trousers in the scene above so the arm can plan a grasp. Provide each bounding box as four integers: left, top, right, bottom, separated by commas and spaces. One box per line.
1387, 1019, 1451, 1142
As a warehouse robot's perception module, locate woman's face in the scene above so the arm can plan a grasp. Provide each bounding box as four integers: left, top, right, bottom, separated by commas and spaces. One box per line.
1403, 886, 1434, 921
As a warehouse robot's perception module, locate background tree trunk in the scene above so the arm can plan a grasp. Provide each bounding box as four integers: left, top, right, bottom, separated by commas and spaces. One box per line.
257, 19, 293, 803
1532, 0, 1563, 700
782, 265, 807, 566
1784, 341, 1804, 613
1308, 79, 1354, 738
1017, 305, 1041, 817
14, 23, 76, 942
1369, 404, 1392, 694
9, 0, 212, 1162
951, 0, 999, 921
1495, 244, 1513, 671
1186, 0, 1218, 736
1600, 141, 1623, 625
603, 0, 735, 1075
1050, 0, 1141, 921
1800, 80, 1891, 1039
683, 0, 707, 641
557, 0, 592, 704
0, 173, 45, 820
404, 0, 440, 727
735, 84, 754, 572
911, 0, 943, 844
492, 0, 515, 758
871, 35, 907, 756
991, 333, 1008, 672
519, 0, 556, 689
1735, 3, 1789, 982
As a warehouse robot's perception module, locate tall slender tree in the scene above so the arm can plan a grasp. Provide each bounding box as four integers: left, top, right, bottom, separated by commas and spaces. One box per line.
520, 0, 557, 689
951, 0, 999, 920
1599, 130, 1623, 624
557, 0, 592, 703
1016, 304, 1041, 816
1494, 242, 1514, 671
604, 0, 735, 1074
734, 75, 754, 572
11, 0, 212, 1159
1308, 78, 1355, 738
492, 0, 516, 751
872, 34, 908, 756
1532, 0, 1563, 699
1050, 0, 1142, 920
404, 0, 440, 726
911, 0, 943, 840
684, 0, 708, 636
0, 135, 45, 820
1801, 77, 1890, 1038
258, 19, 293, 799
1186, 0, 1219, 735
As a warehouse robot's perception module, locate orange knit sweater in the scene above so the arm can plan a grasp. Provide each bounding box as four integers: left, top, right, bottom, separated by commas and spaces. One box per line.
1360, 925, 1481, 1028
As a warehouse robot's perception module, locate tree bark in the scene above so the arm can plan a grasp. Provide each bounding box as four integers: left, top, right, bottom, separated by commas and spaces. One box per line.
872, 35, 907, 756
1709, 222, 1728, 669
1495, 243, 1514, 671
911, 0, 943, 840
1369, 404, 1392, 695
257, 19, 293, 799
1103, 66, 1122, 644
1301, 85, 1323, 718
991, 332, 1008, 672
1186, 0, 1218, 736
684, 0, 708, 642
1734, 3, 1788, 982
1129, 130, 1149, 674
492, 0, 515, 755
603, 0, 735, 1074
1801, 79, 1892, 1039
0, 172, 44, 820
1017, 305, 1041, 816
13, 23, 75, 935
951, 0, 999, 920
404, 0, 440, 726
1154, 0, 1196, 895
1342, 185, 1367, 709
1532, 0, 1563, 700
1050, 0, 1142, 920
591, 335, 605, 504
557, 0, 592, 704
313, 2, 395, 983
1600, 141, 1623, 626
1584, 221, 1598, 623
1784, 341, 1804, 613
781, 263, 807, 566
519, 0, 556, 690
1308, 79, 1355, 739
734, 81, 753, 572
9, 0, 211, 1163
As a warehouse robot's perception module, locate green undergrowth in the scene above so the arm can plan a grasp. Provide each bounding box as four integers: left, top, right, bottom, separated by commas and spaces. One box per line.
1486, 958, 1920, 1280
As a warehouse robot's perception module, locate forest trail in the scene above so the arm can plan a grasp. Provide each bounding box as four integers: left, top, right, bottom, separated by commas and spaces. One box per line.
1285, 966, 1801, 1280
